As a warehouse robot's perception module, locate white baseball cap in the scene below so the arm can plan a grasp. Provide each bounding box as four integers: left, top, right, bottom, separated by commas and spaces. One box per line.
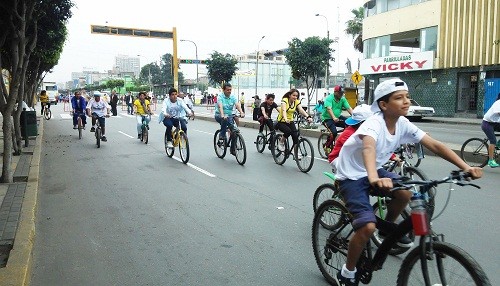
345, 104, 373, 125
371, 78, 408, 112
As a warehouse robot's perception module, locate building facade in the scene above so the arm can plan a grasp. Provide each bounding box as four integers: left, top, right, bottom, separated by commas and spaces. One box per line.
360, 0, 500, 117
115, 55, 140, 78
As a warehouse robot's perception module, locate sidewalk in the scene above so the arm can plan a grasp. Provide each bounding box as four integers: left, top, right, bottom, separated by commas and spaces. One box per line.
0, 115, 43, 286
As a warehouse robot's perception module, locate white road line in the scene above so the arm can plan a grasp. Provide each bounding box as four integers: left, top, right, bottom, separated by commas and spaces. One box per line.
192, 129, 213, 135
60, 114, 72, 119
121, 113, 135, 118
171, 157, 217, 177
118, 131, 134, 138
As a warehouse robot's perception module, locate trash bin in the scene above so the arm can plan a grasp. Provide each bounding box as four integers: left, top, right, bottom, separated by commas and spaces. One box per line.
20, 110, 38, 138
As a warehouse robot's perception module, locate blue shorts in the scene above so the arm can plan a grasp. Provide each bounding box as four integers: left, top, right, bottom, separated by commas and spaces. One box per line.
338, 168, 400, 230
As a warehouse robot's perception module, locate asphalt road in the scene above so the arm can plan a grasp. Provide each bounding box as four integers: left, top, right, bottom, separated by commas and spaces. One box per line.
30, 103, 500, 285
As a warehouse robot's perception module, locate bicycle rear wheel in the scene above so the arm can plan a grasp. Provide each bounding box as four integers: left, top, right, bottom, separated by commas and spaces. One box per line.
77, 117, 83, 139
234, 133, 247, 165
295, 137, 314, 173
255, 134, 266, 153
312, 200, 352, 285
213, 130, 227, 159
317, 132, 330, 159
271, 134, 287, 165
165, 130, 174, 157
397, 241, 491, 286
179, 132, 189, 164
95, 127, 101, 148
460, 138, 488, 168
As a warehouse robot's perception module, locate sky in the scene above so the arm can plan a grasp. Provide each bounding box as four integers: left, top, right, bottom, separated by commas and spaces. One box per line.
46, 0, 366, 84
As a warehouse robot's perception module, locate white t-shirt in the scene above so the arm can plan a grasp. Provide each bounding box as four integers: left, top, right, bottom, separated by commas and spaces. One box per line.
335, 113, 426, 180
483, 100, 500, 123
86, 98, 110, 117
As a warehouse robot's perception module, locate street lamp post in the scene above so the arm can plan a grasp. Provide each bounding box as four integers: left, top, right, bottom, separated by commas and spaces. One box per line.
315, 14, 330, 90
255, 35, 265, 97
180, 39, 198, 94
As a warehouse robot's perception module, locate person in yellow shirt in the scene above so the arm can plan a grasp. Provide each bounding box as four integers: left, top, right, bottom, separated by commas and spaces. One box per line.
39, 90, 50, 115
133, 91, 153, 139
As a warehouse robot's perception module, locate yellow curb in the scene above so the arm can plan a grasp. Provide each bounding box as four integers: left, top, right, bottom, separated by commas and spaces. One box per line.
0, 118, 43, 286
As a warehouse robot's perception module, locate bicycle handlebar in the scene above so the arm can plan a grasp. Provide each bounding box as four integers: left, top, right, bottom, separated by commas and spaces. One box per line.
391, 170, 481, 192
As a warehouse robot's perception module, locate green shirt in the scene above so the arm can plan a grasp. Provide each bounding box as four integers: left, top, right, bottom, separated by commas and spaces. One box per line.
321, 95, 351, 120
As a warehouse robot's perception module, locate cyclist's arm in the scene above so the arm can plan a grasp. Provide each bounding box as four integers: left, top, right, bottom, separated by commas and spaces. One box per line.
260, 106, 267, 119
297, 104, 312, 122
217, 101, 225, 117
180, 101, 192, 117
361, 135, 392, 189
326, 106, 336, 121
420, 135, 482, 179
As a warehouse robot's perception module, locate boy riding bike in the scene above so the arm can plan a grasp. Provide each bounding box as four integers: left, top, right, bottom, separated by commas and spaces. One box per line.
214, 83, 245, 145
86, 92, 110, 142
134, 91, 153, 139
39, 90, 50, 116
161, 88, 193, 148
333, 78, 482, 286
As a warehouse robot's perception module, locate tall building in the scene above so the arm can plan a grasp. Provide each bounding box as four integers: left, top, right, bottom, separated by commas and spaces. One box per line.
115, 55, 140, 78
360, 0, 500, 117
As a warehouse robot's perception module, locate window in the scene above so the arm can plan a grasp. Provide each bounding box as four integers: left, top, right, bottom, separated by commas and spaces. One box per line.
364, 35, 390, 59
420, 26, 438, 52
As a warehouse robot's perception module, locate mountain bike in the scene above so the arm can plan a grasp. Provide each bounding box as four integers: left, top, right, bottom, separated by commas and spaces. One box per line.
460, 132, 500, 167
254, 119, 276, 153
72, 111, 85, 139
43, 103, 52, 120
92, 114, 104, 148
213, 115, 247, 165
312, 171, 491, 286
271, 117, 314, 173
139, 114, 151, 144
165, 118, 190, 164
317, 122, 345, 159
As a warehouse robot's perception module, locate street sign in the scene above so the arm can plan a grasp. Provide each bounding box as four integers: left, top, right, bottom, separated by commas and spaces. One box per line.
351, 70, 363, 86
179, 59, 207, 64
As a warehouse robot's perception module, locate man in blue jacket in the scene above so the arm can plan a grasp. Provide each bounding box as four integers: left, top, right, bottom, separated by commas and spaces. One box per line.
71, 90, 87, 129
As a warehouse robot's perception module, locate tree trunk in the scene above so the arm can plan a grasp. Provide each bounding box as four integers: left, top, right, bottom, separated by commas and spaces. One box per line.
13, 104, 23, 154
2, 115, 14, 183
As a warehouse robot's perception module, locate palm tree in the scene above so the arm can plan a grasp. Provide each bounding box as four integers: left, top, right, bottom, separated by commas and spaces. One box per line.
345, 7, 365, 53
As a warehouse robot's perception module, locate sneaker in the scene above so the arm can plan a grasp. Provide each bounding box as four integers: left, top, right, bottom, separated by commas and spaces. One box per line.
166, 141, 174, 148
257, 132, 264, 137
90, 127, 95, 132
488, 159, 499, 168
278, 141, 285, 151
138, 134, 141, 139
378, 230, 414, 248
73, 125, 77, 129
336, 271, 358, 286
101, 136, 107, 142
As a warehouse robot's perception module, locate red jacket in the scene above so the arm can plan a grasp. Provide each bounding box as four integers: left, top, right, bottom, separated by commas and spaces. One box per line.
328, 126, 357, 163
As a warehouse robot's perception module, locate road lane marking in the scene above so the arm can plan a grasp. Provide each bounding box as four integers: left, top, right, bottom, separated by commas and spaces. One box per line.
118, 131, 134, 138
193, 129, 213, 135
60, 114, 72, 119
171, 157, 217, 177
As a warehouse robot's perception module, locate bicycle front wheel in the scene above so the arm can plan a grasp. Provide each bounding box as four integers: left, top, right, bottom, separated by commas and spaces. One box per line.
460, 138, 488, 168
295, 137, 314, 173
179, 132, 189, 164
165, 130, 174, 157
142, 126, 148, 144
317, 132, 330, 159
44, 108, 52, 120
234, 133, 247, 165
213, 130, 227, 159
255, 134, 266, 153
397, 241, 491, 286
312, 183, 340, 213
312, 200, 352, 285
78, 117, 83, 139
95, 127, 101, 148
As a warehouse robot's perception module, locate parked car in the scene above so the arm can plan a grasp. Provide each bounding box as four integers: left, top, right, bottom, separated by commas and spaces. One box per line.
406, 99, 435, 120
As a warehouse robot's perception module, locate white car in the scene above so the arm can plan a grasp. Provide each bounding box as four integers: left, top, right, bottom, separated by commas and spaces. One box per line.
406, 99, 435, 120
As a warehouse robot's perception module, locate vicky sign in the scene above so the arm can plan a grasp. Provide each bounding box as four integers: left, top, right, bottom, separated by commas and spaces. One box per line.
359, 51, 434, 75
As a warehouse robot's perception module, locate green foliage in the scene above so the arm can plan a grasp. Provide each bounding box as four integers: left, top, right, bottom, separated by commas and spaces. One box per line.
205, 51, 238, 87
345, 7, 365, 53
284, 36, 333, 105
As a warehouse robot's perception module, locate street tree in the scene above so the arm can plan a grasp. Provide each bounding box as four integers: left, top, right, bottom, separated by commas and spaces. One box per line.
284, 36, 333, 112
205, 51, 238, 88
345, 7, 365, 53
0, 0, 73, 182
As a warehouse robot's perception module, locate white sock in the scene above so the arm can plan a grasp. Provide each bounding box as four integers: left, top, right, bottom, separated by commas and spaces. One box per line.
341, 264, 356, 279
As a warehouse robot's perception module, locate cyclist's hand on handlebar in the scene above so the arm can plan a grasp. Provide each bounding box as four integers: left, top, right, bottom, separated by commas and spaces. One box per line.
369, 177, 393, 191
465, 167, 483, 180
240, 113, 245, 118
333, 117, 339, 122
